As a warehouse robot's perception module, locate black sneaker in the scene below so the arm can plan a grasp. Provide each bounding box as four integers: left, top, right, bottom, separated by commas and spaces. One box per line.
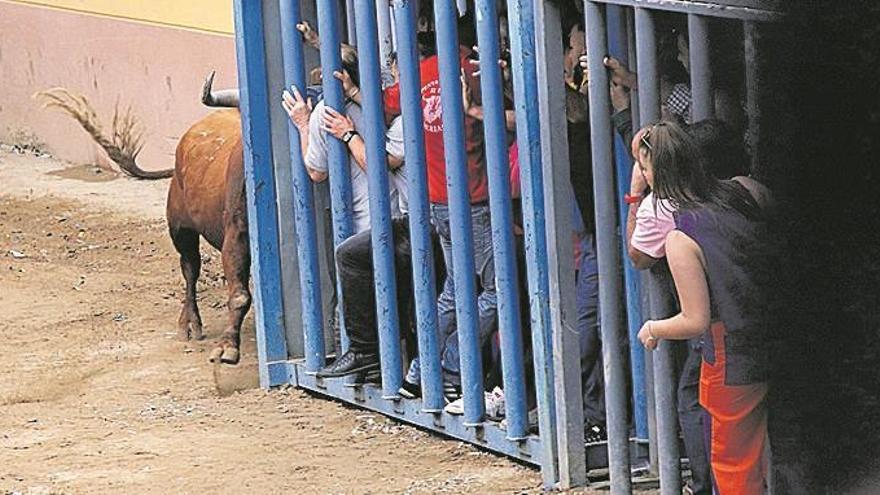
315, 350, 378, 378
398, 380, 422, 399
585, 423, 607, 444
443, 382, 461, 403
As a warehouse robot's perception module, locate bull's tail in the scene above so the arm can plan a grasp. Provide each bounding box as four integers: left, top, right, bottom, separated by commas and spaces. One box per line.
201, 71, 240, 108
34, 88, 173, 180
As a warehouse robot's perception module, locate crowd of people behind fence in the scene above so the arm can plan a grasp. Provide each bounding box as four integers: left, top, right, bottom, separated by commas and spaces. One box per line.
280, 2, 778, 494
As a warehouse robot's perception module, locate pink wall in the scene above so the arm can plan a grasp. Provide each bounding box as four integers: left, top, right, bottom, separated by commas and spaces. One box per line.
0, 2, 239, 171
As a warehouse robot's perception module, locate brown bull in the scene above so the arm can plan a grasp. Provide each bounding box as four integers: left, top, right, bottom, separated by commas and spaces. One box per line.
37, 79, 251, 364
168, 108, 250, 364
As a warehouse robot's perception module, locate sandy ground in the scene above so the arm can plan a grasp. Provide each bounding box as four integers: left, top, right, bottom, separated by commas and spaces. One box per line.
0, 148, 560, 494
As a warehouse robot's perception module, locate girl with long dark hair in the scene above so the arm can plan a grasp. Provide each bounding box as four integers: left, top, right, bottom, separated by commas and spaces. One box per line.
634, 121, 772, 494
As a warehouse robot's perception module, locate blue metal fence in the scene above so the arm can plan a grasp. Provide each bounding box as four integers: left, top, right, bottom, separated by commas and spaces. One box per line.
232, 0, 782, 491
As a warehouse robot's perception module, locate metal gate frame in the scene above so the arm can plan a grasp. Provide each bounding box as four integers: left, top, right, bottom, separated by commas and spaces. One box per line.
231, 0, 783, 491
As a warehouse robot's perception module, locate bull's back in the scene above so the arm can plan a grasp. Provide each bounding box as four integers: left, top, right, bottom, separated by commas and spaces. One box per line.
168, 110, 242, 249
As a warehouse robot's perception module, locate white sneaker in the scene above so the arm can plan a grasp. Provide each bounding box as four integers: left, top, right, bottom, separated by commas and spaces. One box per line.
485, 386, 506, 420
443, 387, 506, 418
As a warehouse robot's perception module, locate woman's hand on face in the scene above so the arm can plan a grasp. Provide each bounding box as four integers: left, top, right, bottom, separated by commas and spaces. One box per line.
638, 321, 659, 350
321, 107, 354, 140
282, 86, 312, 129
630, 163, 648, 197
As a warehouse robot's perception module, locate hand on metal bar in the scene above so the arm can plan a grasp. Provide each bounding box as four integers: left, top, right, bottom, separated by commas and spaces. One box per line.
281, 86, 313, 130
638, 320, 659, 350
610, 81, 631, 113
321, 106, 356, 141
296, 21, 320, 49
580, 54, 639, 90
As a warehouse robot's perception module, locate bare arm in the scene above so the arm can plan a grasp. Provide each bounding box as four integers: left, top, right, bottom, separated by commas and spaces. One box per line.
626, 163, 661, 269
322, 107, 404, 171
627, 200, 660, 269
637, 230, 711, 349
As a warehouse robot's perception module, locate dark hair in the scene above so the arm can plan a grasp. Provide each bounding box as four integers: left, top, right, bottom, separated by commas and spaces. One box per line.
687, 119, 749, 179
639, 120, 760, 218
340, 45, 360, 89
457, 11, 477, 49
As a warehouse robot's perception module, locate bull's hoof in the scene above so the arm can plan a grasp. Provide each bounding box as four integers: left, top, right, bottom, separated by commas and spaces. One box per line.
208, 345, 240, 365
177, 316, 203, 342
208, 347, 225, 363
220, 347, 240, 365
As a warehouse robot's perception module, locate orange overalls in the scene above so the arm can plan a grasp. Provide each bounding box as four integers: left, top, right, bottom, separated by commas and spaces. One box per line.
700, 321, 768, 495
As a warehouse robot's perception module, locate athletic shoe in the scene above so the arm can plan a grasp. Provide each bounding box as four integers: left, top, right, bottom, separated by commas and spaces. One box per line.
398, 380, 421, 399
585, 423, 607, 444
315, 350, 378, 378
443, 382, 461, 403
444, 387, 505, 418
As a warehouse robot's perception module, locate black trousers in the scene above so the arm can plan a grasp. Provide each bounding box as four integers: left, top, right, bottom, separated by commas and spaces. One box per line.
335, 217, 416, 355
678, 339, 712, 495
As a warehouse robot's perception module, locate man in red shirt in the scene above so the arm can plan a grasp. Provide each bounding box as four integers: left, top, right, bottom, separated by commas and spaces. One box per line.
398, 14, 495, 406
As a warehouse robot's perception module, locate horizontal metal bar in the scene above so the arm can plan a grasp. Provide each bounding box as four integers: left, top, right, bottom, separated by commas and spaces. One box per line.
287, 360, 634, 471
588, 0, 783, 22
266, 360, 293, 387
289, 362, 543, 466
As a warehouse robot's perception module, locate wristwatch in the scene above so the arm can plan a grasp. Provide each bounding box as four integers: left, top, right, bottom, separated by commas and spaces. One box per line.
341, 129, 359, 144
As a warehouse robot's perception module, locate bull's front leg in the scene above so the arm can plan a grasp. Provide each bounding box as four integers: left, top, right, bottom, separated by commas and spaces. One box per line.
209, 220, 251, 365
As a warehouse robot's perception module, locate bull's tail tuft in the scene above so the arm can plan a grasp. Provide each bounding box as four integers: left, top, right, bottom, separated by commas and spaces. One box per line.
33, 88, 173, 180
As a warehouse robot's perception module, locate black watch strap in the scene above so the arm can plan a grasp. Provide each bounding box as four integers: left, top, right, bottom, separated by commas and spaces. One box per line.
342, 129, 359, 144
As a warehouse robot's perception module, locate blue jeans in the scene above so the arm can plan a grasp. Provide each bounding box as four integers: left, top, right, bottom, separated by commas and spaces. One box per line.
406, 203, 497, 386
576, 233, 606, 425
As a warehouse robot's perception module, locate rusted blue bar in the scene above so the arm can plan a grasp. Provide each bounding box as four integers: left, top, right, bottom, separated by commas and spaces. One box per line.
353, 0, 403, 399
585, 2, 633, 491
474, 0, 528, 441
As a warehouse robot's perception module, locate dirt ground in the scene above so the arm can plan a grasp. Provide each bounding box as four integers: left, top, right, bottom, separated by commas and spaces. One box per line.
0, 148, 563, 494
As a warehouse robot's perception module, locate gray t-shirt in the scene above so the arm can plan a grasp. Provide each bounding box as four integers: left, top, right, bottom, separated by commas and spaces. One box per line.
385, 116, 408, 216
304, 100, 370, 233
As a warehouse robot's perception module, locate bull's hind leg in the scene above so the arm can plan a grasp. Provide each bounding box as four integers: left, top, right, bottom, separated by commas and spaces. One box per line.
209, 219, 251, 364
171, 227, 204, 341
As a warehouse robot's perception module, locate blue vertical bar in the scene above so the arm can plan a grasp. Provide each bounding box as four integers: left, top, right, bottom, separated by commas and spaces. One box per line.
584, 2, 633, 492
316, 0, 355, 353
376, 0, 395, 86
434, 0, 485, 425
744, 21, 762, 174
506, 0, 559, 486
688, 14, 714, 121
345, 0, 357, 45
389, 0, 444, 413
280, 0, 325, 373
352, 0, 403, 399
474, 0, 528, 441
232, 0, 288, 388
635, 7, 682, 494
634, 8, 659, 123
607, 3, 649, 443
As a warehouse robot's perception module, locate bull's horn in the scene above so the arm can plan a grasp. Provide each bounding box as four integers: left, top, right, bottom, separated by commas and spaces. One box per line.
201, 70, 240, 108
